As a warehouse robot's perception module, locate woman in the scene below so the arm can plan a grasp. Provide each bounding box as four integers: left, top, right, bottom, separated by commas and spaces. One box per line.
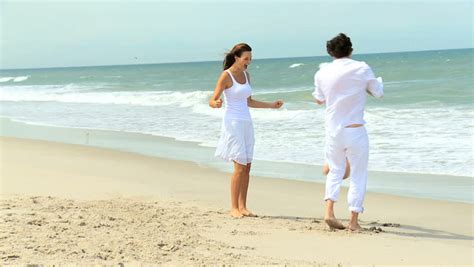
209, 43, 283, 218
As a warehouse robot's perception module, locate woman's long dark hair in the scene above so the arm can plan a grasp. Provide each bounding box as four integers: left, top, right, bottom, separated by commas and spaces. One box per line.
223, 43, 252, 70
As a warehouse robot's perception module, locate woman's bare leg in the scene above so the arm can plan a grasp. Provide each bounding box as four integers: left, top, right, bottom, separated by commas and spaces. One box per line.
230, 161, 247, 218
239, 163, 256, 216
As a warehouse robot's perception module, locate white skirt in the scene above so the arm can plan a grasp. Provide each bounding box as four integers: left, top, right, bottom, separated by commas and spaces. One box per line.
215, 119, 254, 166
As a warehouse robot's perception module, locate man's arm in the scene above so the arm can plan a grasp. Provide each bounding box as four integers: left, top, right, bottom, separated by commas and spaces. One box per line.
312, 73, 326, 105
364, 66, 384, 98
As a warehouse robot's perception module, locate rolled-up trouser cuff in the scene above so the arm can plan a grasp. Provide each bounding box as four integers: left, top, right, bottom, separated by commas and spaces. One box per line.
324, 197, 338, 202
349, 206, 364, 213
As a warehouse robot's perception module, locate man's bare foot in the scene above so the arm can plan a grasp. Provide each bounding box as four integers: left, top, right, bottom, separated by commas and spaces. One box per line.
322, 163, 350, 180
230, 209, 243, 218
343, 169, 350, 179
323, 164, 330, 176
324, 216, 346, 230
348, 222, 363, 232
239, 208, 257, 217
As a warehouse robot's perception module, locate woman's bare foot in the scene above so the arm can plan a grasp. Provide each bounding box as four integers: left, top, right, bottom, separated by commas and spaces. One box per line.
347, 222, 363, 232
239, 208, 257, 217
324, 216, 346, 230
230, 209, 244, 218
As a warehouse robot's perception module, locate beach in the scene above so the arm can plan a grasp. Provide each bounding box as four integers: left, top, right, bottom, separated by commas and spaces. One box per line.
1, 49, 473, 204
1, 0, 472, 264
1, 48, 472, 265
1, 136, 472, 265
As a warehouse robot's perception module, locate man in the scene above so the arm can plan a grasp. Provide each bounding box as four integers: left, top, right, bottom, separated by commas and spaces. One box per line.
313, 33, 384, 231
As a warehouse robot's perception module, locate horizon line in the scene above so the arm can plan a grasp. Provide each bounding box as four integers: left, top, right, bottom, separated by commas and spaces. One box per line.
1, 47, 472, 71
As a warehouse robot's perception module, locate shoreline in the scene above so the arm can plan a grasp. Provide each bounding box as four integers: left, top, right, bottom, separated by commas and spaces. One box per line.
1, 116, 472, 204
1, 136, 473, 264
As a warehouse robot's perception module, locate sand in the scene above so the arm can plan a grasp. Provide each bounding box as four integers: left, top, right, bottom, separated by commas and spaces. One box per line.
1, 137, 473, 265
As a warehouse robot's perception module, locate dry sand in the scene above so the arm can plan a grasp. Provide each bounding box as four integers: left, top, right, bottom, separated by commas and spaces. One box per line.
1, 137, 473, 265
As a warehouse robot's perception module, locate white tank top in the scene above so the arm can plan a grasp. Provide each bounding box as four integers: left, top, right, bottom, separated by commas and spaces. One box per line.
223, 70, 252, 121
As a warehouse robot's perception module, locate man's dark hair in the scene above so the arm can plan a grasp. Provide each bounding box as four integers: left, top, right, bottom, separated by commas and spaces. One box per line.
326, 33, 353, 58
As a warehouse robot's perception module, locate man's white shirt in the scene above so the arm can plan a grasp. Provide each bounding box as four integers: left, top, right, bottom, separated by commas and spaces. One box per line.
312, 58, 384, 136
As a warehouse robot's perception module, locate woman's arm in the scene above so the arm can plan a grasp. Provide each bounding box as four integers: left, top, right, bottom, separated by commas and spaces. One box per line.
247, 97, 283, 109
245, 71, 284, 109
209, 72, 230, 108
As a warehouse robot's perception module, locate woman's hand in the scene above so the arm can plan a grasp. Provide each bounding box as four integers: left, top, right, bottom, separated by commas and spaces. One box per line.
210, 98, 223, 108
272, 100, 284, 109
209, 71, 231, 109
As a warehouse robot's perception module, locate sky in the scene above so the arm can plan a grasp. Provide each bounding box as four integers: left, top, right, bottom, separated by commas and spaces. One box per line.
1, 0, 472, 69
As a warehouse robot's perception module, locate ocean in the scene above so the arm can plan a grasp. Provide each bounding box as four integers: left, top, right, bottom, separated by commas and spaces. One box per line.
1, 48, 473, 202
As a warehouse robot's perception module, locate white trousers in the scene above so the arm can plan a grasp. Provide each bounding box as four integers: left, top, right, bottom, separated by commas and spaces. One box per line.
324, 126, 368, 213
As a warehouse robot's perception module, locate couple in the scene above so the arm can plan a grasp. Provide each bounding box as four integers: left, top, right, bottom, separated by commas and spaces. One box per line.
209, 33, 384, 231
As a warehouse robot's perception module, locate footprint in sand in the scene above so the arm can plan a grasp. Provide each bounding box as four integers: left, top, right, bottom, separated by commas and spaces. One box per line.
367, 226, 383, 233
381, 223, 400, 227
